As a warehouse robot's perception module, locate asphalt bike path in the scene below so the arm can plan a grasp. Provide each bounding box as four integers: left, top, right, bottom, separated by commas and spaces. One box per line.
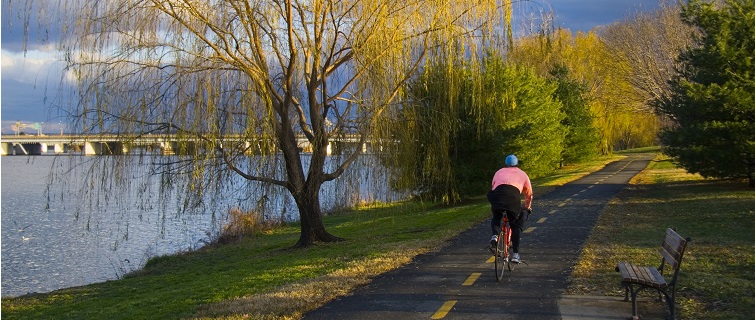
304, 154, 655, 319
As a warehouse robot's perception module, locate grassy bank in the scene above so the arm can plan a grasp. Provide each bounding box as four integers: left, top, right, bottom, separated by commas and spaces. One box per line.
567, 155, 755, 320
2, 154, 622, 320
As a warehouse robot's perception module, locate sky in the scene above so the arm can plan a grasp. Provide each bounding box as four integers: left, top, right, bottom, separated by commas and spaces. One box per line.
0, 0, 664, 135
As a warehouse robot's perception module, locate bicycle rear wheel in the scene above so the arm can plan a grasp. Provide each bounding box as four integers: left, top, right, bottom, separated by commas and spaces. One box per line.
507, 249, 517, 271
494, 229, 507, 281
505, 225, 517, 272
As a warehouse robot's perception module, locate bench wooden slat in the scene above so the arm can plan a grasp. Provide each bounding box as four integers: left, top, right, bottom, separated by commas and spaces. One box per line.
617, 262, 636, 281
648, 266, 668, 288
664, 228, 685, 248
618, 262, 667, 288
631, 265, 650, 286
660, 230, 687, 269
638, 266, 654, 286
660, 245, 682, 269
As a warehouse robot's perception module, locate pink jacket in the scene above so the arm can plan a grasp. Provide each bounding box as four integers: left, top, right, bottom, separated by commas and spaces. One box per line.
491, 167, 533, 209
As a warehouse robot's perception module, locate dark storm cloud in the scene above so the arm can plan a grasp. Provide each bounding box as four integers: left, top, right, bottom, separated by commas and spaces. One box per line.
1, 0, 61, 54
547, 0, 662, 32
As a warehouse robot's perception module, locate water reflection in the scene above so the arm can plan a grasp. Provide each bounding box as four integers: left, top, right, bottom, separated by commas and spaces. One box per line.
1, 154, 402, 297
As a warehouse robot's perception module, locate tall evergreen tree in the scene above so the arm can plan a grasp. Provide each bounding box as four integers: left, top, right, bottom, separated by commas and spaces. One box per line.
657, 0, 755, 186
549, 64, 599, 165
454, 58, 565, 197
474, 59, 565, 180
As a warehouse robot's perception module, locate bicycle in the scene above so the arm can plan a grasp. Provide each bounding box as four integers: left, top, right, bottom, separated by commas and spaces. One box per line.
490, 208, 530, 281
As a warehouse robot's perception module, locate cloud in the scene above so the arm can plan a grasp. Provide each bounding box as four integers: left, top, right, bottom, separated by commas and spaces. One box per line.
1, 49, 68, 132
2, 49, 64, 84
1, 0, 63, 54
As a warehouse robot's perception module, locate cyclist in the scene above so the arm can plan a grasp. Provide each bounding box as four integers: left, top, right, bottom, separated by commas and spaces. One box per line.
487, 154, 533, 263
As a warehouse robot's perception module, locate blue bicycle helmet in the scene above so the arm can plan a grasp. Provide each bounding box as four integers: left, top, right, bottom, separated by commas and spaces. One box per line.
505, 154, 518, 167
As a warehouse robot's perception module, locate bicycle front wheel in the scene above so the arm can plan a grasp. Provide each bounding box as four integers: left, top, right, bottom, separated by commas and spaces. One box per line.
494, 229, 507, 281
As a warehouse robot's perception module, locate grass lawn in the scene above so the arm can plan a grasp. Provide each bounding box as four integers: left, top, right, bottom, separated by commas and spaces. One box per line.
3, 198, 491, 320
567, 154, 755, 320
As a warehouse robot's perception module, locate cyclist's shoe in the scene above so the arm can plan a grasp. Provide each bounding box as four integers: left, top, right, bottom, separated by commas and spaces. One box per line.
510, 253, 521, 263
489, 235, 498, 247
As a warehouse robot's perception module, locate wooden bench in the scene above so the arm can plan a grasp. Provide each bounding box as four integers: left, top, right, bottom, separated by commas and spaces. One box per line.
616, 228, 691, 320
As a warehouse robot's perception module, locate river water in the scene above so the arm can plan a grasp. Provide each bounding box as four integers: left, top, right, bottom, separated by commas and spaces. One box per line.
1, 155, 401, 297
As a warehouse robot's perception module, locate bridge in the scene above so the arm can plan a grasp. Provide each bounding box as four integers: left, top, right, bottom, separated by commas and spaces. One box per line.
0, 133, 370, 156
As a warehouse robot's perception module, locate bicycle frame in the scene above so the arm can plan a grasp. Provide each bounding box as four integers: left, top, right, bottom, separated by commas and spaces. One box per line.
494, 213, 514, 281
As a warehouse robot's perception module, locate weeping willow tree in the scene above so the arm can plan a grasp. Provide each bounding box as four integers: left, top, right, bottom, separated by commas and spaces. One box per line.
25, 0, 514, 247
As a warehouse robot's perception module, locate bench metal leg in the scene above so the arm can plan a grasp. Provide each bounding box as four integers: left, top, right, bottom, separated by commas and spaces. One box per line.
629, 285, 640, 318
662, 291, 675, 320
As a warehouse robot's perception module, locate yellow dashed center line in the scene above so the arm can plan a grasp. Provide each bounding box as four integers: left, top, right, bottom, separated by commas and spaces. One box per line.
463, 272, 481, 286
536, 217, 546, 223
431, 300, 457, 319
486, 255, 495, 263
549, 209, 558, 215
524, 227, 536, 233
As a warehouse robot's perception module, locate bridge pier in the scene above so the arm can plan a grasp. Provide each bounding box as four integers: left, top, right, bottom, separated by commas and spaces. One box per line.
169, 141, 201, 155
327, 141, 371, 155
160, 142, 175, 155
52, 143, 65, 154
159, 141, 193, 155
7, 143, 45, 155
84, 142, 129, 155
84, 142, 99, 155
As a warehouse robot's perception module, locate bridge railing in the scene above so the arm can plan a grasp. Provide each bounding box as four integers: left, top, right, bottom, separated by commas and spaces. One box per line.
0, 134, 376, 156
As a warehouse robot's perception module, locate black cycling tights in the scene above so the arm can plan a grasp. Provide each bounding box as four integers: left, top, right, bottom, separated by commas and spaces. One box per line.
491, 210, 525, 253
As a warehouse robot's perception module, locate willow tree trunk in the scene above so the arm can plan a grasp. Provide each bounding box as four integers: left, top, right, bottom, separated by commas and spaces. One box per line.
292, 183, 344, 247
277, 110, 343, 247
